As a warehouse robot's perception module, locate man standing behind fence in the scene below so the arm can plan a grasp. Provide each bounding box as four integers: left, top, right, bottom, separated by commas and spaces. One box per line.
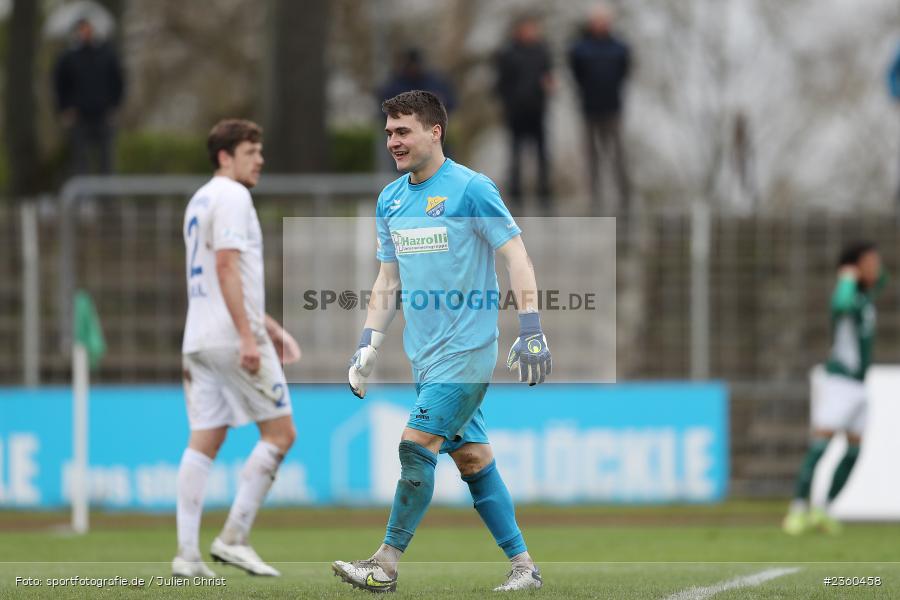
173, 119, 301, 578
53, 18, 124, 175
568, 4, 632, 216
495, 14, 554, 213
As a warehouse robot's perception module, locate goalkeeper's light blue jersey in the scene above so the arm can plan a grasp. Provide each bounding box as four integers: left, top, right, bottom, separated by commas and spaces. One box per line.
375, 158, 521, 371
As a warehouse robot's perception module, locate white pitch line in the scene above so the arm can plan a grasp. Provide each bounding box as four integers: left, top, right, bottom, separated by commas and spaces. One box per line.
663, 567, 801, 600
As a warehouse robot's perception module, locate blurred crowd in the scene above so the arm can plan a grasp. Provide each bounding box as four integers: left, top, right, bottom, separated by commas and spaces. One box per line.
378, 4, 632, 217
47, 3, 900, 218
374, 4, 900, 218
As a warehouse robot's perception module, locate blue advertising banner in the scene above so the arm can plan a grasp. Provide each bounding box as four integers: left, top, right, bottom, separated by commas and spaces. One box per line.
0, 383, 727, 509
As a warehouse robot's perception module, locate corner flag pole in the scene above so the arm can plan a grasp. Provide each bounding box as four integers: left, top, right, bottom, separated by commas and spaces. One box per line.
71, 291, 106, 535
72, 342, 89, 534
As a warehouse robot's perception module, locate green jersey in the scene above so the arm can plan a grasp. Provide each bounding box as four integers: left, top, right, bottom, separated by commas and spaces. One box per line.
825, 274, 879, 381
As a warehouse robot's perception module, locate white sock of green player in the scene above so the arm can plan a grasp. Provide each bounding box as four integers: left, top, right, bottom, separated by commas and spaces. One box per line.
220, 440, 283, 545
372, 543, 403, 577
176, 448, 213, 559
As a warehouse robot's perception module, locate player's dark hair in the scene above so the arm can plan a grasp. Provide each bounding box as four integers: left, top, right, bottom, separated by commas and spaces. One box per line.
838, 241, 877, 268
512, 12, 541, 30
207, 119, 263, 168
382, 90, 448, 144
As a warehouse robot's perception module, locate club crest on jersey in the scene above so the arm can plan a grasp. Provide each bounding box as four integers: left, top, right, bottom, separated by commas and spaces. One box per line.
425, 196, 447, 217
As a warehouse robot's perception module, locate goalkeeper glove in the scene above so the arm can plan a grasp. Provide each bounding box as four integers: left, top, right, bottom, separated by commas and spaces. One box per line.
348, 328, 384, 398
507, 312, 551, 386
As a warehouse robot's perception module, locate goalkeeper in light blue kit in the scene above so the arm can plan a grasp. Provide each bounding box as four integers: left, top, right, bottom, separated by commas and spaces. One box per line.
332, 91, 551, 593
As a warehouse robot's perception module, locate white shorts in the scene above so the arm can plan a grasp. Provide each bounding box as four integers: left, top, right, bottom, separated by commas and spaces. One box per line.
182, 341, 292, 430
811, 368, 866, 436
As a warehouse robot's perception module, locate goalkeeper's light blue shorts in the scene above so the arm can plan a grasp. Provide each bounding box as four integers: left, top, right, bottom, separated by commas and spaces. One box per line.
408, 341, 497, 454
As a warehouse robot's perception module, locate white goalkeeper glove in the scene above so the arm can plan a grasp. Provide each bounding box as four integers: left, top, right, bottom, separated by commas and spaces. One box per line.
348, 328, 385, 399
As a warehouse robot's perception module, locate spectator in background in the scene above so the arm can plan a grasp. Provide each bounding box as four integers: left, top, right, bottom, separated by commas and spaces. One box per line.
495, 14, 554, 214
379, 48, 457, 156
569, 4, 631, 216
380, 48, 457, 115
889, 44, 900, 206
53, 18, 124, 175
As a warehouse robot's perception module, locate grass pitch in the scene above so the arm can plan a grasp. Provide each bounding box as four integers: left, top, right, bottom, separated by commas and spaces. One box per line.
0, 502, 897, 599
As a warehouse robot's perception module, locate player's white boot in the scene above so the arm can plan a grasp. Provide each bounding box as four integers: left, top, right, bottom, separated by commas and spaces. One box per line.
332, 558, 397, 593
172, 553, 216, 578
494, 564, 543, 592
210, 537, 280, 576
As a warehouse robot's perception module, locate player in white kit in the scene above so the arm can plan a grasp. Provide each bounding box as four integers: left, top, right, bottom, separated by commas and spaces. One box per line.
173, 119, 301, 578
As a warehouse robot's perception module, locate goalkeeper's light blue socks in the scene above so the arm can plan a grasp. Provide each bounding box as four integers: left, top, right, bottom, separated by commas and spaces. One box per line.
383, 441, 438, 555
379, 445, 530, 573
463, 459, 527, 559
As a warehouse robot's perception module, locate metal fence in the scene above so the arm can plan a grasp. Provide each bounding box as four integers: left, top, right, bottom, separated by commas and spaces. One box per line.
11, 176, 618, 386
4, 177, 900, 493
279, 215, 616, 385
625, 209, 900, 380
619, 208, 900, 495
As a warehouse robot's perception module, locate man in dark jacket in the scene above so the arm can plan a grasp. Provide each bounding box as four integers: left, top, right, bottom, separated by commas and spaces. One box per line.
379, 48, 457, 157
569, 5, 631, 216
495, 15, 554, 212
54, 19, 125, 175
380, 48, 457, 115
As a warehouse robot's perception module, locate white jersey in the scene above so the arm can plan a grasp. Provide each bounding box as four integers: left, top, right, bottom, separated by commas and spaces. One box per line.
182, 176, 266, 353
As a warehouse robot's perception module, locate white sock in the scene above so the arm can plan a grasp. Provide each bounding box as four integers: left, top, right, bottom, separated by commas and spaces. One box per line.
372, 543, 403, 577
789, 498, 808, 513
221, 440, 283, 545
511, 551, 534, 569
176, 447, 213, 559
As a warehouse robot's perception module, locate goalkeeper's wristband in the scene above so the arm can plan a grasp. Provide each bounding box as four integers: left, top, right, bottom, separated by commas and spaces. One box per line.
518, 312, 542, 335
358, 328, 384, 349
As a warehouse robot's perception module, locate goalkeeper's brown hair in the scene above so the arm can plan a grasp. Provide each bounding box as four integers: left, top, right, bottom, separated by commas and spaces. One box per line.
382, 90, 448, 144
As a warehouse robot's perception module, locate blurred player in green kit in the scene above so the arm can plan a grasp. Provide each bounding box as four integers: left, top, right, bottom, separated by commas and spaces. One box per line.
784, 241, 884, 535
